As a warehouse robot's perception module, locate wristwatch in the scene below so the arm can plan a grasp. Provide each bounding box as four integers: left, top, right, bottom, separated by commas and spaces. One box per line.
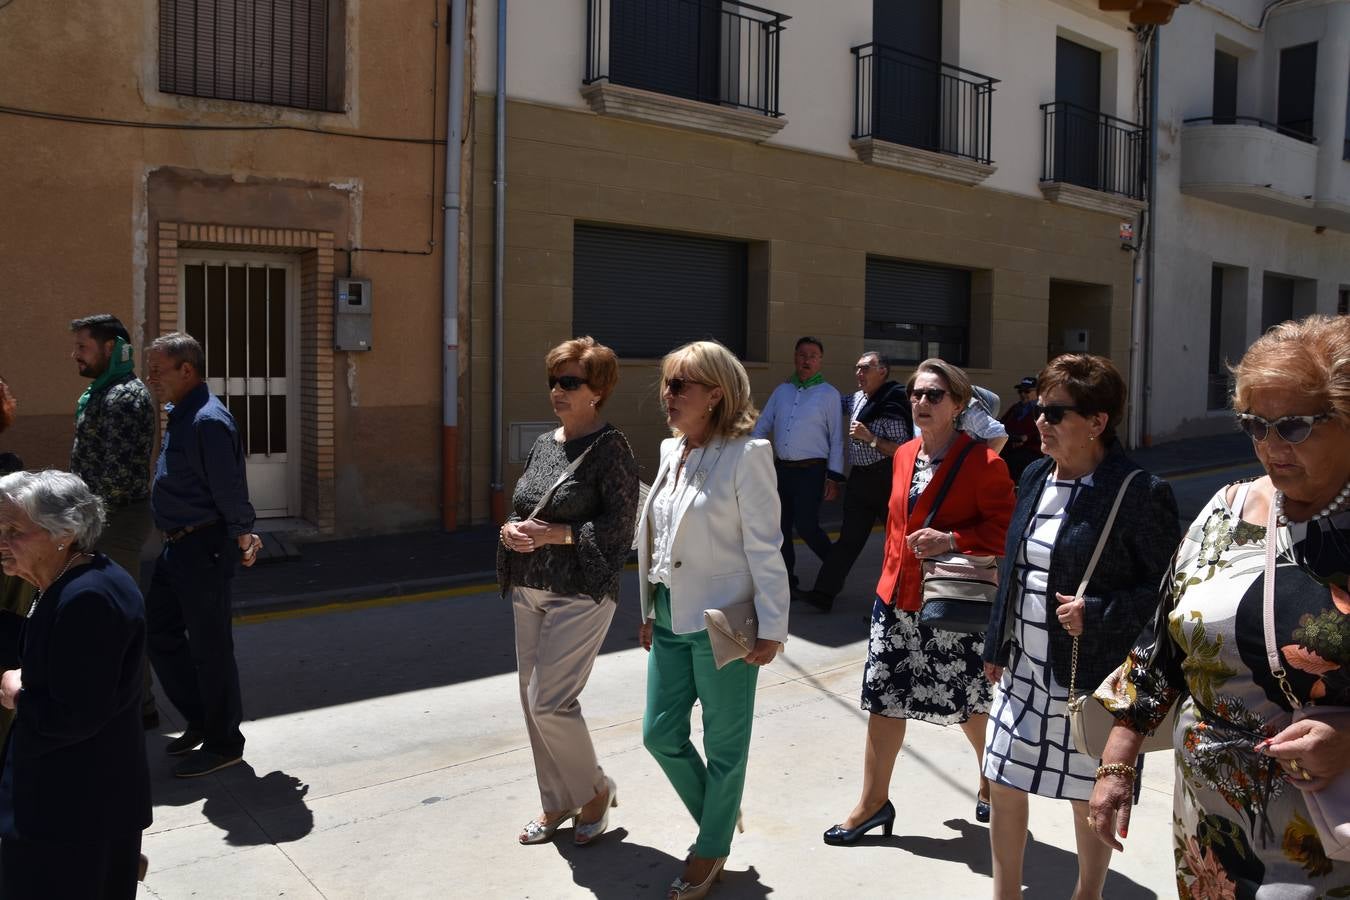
869, 437, 878, 449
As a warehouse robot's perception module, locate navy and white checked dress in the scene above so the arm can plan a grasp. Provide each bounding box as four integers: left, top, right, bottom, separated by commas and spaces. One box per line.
983, 474, 1098, 800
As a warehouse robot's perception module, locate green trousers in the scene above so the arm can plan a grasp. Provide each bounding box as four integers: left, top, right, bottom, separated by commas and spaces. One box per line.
643, 584, 758, 858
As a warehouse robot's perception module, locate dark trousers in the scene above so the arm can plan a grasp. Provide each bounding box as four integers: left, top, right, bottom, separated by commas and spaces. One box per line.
94, 499, 157, 718
1, 831, 142, 899
146, 524, 245, 757
774, 460, 832, 580
811, 459, 892, 598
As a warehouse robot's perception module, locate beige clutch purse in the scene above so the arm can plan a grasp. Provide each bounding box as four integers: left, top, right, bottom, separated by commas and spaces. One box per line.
703, 600, 758, 670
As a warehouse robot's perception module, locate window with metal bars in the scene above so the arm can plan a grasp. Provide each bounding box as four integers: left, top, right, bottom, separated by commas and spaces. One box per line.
159, 0, 343, 112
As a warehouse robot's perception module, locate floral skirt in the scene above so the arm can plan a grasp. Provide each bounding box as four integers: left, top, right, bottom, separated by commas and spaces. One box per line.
861, 596, 992, 725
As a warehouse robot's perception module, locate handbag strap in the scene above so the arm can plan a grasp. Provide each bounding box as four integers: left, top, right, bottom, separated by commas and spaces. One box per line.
527, 435, 600, 521
1067, 468, 1143, 702
920, 439, 979, 530
1264, 489, 1303, 710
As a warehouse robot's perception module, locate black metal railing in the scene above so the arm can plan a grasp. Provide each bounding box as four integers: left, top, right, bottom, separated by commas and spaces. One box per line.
1182, 115, 1318, 145
852, 43, 997, 165
584, 0, 789, 117
1041, 101, 1145, 200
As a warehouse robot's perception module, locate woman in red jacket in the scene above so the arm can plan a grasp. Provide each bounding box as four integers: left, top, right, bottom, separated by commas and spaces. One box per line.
822, 358, 1015, 844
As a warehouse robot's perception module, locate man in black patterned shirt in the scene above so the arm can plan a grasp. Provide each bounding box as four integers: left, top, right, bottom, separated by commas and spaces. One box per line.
793, 352, 912, 613
70, 313, 160, 727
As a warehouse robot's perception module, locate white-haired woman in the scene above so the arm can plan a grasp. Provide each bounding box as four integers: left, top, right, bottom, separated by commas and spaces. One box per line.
637, 340, 790, 900
0, 470, 151, 899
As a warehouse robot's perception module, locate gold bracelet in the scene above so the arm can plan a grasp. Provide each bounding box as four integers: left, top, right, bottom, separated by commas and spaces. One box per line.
562, 526, 574, 545
1096, 763, 1137, 782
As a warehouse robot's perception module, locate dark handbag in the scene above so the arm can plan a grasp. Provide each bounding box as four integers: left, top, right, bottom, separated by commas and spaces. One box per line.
916, 442, 998, 633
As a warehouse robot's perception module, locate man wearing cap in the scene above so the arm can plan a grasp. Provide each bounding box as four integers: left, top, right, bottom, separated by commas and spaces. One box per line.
999, 376, 1042, 483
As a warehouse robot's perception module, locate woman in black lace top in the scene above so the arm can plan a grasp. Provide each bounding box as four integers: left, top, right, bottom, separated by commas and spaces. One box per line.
497, 337, 639, 849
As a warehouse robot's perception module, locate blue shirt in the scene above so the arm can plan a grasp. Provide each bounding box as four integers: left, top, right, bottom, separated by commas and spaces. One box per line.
752, 380, 845, 479
151, 383, 256, 535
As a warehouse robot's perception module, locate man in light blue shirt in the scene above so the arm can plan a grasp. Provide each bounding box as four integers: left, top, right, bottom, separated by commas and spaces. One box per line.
752, 336, 845, 587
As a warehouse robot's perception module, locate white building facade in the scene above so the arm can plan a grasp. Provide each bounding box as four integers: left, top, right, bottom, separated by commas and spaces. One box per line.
1147, 0, 1350, 442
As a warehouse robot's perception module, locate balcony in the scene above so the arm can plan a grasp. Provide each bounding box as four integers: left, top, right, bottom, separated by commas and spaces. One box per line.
1039, 101, 1147, 218
1179, 117, 1350, 232
581, 0, 789, 143
849, 43, 998, 187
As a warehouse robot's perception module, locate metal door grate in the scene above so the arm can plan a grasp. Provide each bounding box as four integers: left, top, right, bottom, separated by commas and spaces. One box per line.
182, 262, 289, 457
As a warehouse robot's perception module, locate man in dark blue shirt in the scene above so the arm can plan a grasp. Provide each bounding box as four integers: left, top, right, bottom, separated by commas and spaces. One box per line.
144, 332, 261, 778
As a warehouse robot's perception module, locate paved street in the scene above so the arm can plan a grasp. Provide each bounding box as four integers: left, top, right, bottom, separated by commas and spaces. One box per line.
136, 461, 1257, 899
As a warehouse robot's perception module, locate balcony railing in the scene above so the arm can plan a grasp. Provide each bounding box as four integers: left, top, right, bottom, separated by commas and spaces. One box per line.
584, 0, 789, 117
1041, 101, 1145, 200
851, 43, 997, 165
1182, 116, 1317, 145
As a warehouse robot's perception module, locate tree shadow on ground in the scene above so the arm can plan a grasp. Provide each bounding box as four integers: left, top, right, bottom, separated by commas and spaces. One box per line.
549, 828, 773, 899
880, 817, 1156, 899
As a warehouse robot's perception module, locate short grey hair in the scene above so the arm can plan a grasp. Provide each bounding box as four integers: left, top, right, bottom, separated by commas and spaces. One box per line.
861, 350, 889, 375
150, 331, 206, 375
0, 470, 106, 549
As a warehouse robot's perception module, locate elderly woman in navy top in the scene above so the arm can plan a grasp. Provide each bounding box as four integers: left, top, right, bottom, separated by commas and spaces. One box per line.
0, 470, 151, 899
980, 355, 1178, 900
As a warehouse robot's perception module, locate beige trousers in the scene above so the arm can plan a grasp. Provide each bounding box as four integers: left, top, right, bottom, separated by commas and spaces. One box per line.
511, 586, 615, 811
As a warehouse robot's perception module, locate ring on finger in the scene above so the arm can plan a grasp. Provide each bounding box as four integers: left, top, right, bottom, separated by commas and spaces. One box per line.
1287, 758, 1313, 781
1084, 815, 1094, 828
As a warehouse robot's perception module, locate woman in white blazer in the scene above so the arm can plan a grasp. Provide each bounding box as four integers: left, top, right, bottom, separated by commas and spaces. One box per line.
637, 340, 790, 900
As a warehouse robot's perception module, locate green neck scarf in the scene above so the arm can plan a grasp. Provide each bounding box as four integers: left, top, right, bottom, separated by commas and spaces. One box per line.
790, 372, 825, 389
76, 338, 135, 419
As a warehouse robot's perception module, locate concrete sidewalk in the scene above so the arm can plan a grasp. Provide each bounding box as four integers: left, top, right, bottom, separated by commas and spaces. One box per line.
137, 555, 1176, 900
231, 431, 1257, 614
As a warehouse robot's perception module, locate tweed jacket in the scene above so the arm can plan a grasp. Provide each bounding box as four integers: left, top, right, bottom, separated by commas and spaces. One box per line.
982, 441, 1180, 692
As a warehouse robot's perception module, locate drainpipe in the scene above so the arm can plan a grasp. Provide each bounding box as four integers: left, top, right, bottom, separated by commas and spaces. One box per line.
442, 0, 467, 531
1129, 26, 1159, 449
490, 0, 507, 522
1142, 26, 1159, 445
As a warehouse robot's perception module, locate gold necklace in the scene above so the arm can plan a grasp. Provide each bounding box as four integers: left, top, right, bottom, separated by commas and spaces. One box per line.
28, 552, 91, 620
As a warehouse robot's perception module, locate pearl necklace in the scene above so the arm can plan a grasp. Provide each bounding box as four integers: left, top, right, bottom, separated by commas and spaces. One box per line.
1274, 480, 1350, 526
27, 552, 91, 620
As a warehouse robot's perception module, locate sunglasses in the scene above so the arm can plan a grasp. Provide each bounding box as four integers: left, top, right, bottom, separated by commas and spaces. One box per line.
1034, 403, 1083, 425
909, 388, 947, 404
1235, 412, 1332, 444
855, 363, 878, 372
665, 377, 710, 397
547, 375, 589, 391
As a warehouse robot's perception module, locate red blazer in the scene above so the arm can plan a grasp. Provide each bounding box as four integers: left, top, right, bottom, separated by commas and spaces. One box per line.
876, 432, 1015, 612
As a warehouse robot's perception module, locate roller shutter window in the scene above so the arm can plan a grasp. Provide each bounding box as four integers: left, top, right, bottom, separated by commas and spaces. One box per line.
159, 0, 336, 112
865, 258, 970, 366
573, 225, 747, 359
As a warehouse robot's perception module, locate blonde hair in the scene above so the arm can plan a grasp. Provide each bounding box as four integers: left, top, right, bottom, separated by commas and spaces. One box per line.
544, 336, 619, 408
659, 341, 758, 438
906, 358, 972, 409
1232, 314, 1350, 421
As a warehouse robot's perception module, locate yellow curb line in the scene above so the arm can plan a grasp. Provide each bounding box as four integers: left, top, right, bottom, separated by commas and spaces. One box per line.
233, 527, 866, 625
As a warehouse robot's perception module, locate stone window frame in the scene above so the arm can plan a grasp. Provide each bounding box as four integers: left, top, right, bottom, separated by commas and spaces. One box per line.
156, 221, 336, 532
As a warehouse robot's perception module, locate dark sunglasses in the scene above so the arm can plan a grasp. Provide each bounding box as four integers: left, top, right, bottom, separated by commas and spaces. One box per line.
1235, 412, 1332, 444
855, 363, 878, 372
665, 377, 710, 397
1034, 403, 1083, 425
547, 375, 589, 391
909, 388, 947, 404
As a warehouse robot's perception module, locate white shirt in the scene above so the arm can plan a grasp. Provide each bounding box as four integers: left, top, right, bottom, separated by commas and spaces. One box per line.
751, 380, 845, 476
647, 444, 706, 586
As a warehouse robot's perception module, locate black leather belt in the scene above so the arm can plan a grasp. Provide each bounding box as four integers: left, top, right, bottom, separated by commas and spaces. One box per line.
163, 520, 222, 543
775, 457, 826, 468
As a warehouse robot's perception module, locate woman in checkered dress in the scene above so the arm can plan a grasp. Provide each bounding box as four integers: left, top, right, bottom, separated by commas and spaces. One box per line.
981, 355, 1179, 900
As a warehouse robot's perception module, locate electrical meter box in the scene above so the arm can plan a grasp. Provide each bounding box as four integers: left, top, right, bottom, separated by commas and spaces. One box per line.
1063, 328, 1090, 353
335, 278, 373, 351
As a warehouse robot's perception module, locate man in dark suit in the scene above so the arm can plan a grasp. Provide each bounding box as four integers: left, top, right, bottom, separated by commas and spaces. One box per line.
144, 332, 262, 778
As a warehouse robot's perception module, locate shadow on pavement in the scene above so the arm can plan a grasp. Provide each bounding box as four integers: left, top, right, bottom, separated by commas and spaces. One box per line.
549, 829, 772, 899
892, 818, 1156, 899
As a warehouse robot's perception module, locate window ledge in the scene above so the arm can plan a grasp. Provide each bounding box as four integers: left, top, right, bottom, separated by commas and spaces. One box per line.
580, 82, 787, 143
850, 138, 996, 187
1039, 181, 1146, 218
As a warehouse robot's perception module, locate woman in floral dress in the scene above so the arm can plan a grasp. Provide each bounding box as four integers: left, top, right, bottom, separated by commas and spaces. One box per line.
1089, 314, 1350, 899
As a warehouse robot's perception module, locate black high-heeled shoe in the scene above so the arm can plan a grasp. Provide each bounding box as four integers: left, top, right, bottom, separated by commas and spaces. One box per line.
975, 793, 991, 824
822, 800, 896, 845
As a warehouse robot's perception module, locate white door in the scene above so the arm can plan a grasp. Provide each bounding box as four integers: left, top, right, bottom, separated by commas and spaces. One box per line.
179, 253, 299, 518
